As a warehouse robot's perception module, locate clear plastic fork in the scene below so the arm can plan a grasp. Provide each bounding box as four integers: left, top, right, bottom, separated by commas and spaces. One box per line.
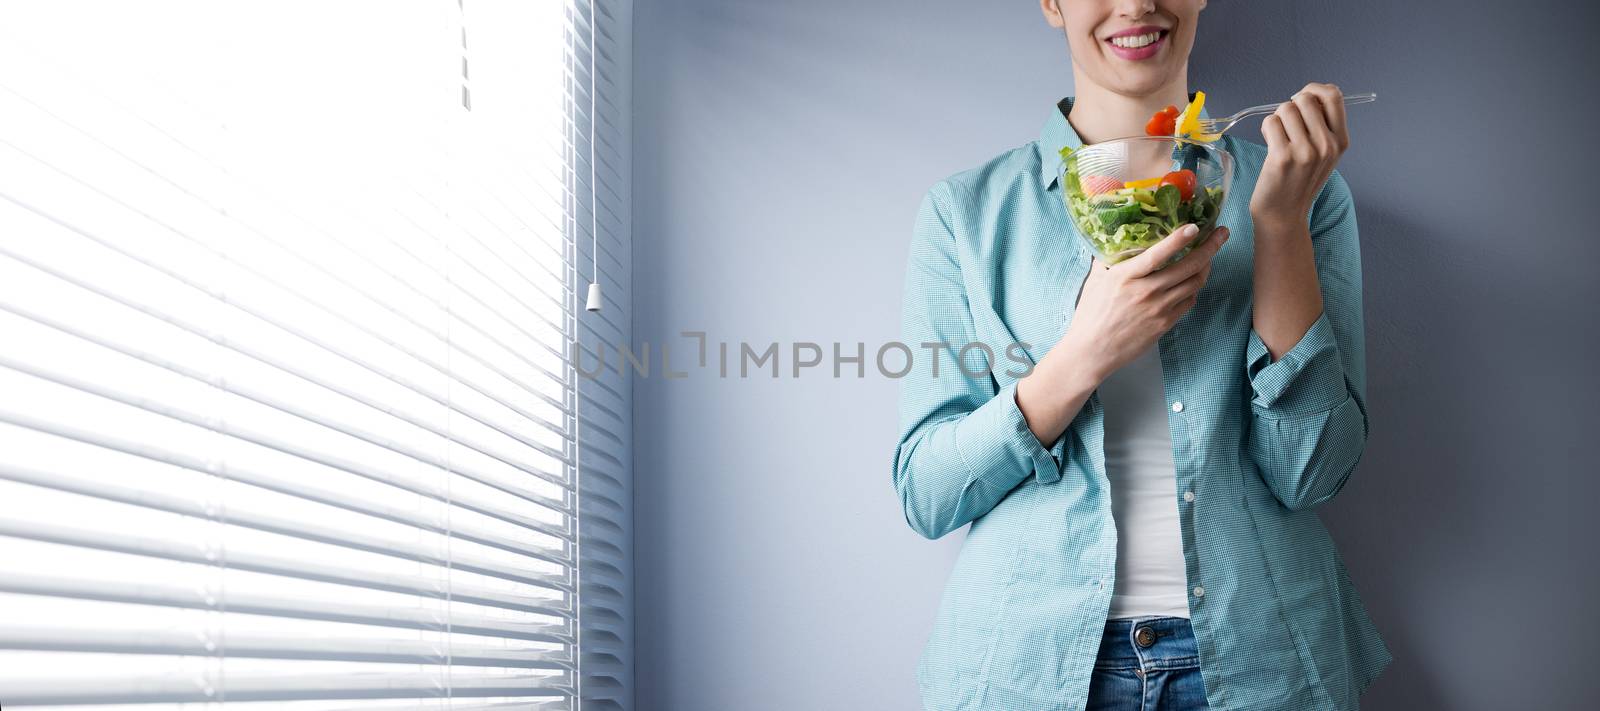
1197, 92, 1377, 136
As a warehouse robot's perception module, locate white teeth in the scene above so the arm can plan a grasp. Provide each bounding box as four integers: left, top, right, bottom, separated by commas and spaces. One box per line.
1111, 32, 1162, 49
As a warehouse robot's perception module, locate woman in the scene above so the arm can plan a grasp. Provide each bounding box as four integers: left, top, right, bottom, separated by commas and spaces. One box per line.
891, 1, 1391, 709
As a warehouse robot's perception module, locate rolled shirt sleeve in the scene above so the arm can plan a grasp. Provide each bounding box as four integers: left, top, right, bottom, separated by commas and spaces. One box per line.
893, 182, 1069, 540
953, 381, 1069, 487
1245, 311, 1347, 416
1244, 170, 1371, 513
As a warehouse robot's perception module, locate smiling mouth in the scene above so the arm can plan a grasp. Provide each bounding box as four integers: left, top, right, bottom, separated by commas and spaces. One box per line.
1107, 30, 1168, 49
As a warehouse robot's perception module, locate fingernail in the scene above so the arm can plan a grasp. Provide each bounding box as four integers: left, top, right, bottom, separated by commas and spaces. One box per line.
1185, 224, 1199, 236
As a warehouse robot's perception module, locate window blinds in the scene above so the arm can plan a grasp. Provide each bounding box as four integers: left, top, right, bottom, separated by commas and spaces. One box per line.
0, 1, 631, 709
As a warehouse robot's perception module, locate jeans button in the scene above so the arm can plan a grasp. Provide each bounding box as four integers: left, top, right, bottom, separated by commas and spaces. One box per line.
1134, 626, 1156, 648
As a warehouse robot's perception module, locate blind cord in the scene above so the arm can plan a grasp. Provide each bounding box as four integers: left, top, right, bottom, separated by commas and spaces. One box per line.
583, 0, 603, 313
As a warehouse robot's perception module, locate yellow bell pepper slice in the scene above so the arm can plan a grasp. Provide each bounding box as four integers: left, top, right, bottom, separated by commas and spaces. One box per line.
1175, 91, 1221, 142
1123, 176, 1164, 189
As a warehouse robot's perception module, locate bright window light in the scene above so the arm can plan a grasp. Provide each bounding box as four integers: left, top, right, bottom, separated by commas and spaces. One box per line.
0, 1, 619, 708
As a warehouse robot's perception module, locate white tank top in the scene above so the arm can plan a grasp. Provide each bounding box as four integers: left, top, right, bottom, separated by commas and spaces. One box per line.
1099, 342, 1191, 619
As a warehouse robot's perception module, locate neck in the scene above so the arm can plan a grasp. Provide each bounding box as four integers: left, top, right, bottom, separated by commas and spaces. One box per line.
1065, 66, 1191, 145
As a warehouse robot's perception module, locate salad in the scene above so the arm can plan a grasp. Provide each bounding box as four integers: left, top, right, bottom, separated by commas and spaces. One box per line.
1057, 91, 1227, 264
1062, 161, 1224, 263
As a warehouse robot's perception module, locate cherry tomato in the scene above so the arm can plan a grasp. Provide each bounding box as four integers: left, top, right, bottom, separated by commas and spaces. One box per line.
1146, 114, 1176, 136
1145, 104, 1184, 136
1146, 105, 1181, 135
1159, 169, 1198, 201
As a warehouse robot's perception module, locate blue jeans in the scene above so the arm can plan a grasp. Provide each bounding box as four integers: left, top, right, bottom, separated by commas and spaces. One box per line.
1085, 616, 1211, 711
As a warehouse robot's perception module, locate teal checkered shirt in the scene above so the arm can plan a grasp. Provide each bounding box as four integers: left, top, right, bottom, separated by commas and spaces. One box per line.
893, 98, 1392, 710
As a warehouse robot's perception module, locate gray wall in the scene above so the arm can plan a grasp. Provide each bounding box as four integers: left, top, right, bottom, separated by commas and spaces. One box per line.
632, 1, 1600, 710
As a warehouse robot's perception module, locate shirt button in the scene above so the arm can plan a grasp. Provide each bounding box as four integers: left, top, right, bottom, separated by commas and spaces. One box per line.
1171, 401, 1184, 413
1193, 586, 1205, 598
1183, 490, 1195, 503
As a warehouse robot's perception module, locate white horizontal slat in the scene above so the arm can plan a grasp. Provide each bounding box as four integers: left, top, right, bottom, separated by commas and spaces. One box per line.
0, 515, 572, 603
20, 702, 570, 711
0, 533, 569, 621
0, 466, 571, 578
0, 670, 573, 705
0, 626, 574, 669
0, 566, 569, 623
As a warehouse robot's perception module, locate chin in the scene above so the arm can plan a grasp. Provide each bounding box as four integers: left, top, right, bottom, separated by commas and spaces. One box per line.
1098, 70, 1177, 98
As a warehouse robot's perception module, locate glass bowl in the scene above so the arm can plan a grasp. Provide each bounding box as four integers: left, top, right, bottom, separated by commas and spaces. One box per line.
1059, 135, 1234, 267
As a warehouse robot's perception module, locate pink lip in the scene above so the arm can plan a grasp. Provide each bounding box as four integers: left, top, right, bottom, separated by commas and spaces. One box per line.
1104, 26, 1168, 61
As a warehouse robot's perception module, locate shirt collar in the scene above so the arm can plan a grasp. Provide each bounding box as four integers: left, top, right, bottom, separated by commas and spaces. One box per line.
1036, 93, 1207, 189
